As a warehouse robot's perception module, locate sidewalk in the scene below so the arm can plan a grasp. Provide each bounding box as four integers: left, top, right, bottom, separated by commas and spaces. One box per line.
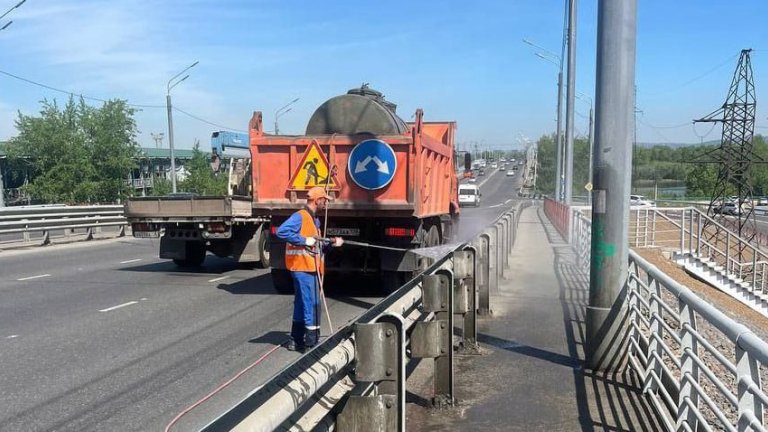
410, 205, 664, 431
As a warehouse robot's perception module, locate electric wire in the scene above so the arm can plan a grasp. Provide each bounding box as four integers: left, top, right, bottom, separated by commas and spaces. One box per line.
0, 67, 248, 133
642, 53, 740, 97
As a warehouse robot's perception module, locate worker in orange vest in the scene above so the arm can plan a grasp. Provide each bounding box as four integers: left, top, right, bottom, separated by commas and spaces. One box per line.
276, 186, 343, 352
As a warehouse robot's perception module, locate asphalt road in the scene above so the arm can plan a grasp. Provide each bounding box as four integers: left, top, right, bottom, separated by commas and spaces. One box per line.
0, 171, 521, 432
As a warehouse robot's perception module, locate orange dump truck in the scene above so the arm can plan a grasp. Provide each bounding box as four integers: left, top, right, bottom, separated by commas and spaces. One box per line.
252, 86, 460, 292
126, 86, 459, 292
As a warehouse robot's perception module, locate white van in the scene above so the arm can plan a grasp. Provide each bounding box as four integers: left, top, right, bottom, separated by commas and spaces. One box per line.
458, 184, 481, 207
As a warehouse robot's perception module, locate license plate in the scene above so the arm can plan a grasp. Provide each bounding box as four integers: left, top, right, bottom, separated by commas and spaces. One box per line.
326, 228, 360, 236
134, 231, 160, 238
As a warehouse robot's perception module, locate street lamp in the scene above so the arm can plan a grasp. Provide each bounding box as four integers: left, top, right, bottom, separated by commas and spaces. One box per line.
575, 91, 594, 187
0, 0, 26, 208
523, 38, 565, 202
166, 60, 199, 193
274, 98, 299, 135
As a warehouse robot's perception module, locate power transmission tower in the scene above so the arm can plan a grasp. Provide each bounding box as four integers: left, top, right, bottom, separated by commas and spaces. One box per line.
693, 49, 758, 249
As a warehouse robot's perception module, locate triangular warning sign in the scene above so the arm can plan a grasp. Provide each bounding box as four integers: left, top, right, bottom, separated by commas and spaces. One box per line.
288, 141, 338, 190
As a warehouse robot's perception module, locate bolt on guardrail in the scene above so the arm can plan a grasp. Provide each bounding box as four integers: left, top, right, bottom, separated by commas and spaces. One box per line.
200, 201, 531, 432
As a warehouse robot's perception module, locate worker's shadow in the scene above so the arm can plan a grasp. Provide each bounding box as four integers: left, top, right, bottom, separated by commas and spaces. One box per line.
216, 273, 277, 295
247, 331, 289, 346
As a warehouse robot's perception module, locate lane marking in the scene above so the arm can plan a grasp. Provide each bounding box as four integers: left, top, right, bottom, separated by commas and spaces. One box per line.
208, 276, 230, 283
99, 301, 139, 313
119, 258, 142, 264
6, 335, 18, 339
17, 274, 51, 281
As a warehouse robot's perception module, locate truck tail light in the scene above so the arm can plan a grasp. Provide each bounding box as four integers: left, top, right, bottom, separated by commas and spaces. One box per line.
384, 227, 415, 237
270, 226, 277, 234
206, 223, 228, 233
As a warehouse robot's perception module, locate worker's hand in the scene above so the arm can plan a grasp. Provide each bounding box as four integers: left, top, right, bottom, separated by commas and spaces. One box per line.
305, 236, 317, 247
332, 237, 344, 247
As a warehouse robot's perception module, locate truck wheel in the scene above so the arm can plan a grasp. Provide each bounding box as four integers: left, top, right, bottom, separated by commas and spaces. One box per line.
271, 269, 294, 294
256, 230, 271, 269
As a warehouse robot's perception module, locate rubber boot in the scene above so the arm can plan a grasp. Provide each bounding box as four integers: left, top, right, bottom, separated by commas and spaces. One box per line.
305, 328, 320, 349
288, 321, 306, 352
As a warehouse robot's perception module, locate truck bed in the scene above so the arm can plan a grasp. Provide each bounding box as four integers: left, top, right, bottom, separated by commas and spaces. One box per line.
125, 195, 253, 220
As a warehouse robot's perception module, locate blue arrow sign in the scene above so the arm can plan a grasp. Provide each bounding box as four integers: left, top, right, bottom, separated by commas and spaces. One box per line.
348, 139, 397, 190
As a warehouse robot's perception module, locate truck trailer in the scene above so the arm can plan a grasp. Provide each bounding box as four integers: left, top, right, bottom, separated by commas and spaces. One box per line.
126, 86, 460, 292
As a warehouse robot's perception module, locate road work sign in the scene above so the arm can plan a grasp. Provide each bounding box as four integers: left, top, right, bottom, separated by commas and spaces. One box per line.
288, 141, 338, 190
348, 139, 397, 190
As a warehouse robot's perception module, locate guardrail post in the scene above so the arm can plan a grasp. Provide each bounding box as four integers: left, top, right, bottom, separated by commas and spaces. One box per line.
488, 227, 499, 295
495, 221, 504, 280
455, 249, 479, 353
736, 346, 763, 431
416, 270, 454, 407
645, 277, 663, 393
338, 314, 406, 432
475, 234, 492, 315
85, 227, 94, 241
677, 299, 700, 431
41, 230, 50, 246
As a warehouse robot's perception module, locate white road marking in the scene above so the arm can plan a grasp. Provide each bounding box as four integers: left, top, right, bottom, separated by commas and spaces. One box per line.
6, 335, 18, 339
119, 258, 142, 264
17, 274, 51, 281
140, 297, 148, 301
208, 276, 230, 283
99, 301, 139, 313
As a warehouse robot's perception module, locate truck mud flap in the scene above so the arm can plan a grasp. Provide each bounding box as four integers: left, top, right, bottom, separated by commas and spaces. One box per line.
159, 235, 187, 260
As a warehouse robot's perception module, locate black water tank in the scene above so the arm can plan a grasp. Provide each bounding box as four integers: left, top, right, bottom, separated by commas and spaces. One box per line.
305, 85, 408, 135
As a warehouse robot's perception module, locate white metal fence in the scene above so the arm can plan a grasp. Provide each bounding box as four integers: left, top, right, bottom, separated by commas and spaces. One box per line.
551, 200, 768, 431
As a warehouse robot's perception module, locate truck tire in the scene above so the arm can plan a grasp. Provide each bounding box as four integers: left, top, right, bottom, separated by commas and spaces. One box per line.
271, 269, 294, 294
256, 230, 271, 269
173, 241, 207, 267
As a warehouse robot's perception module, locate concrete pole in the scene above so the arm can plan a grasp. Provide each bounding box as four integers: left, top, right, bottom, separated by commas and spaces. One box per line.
586, 0, 637, 371
554, 72, 564, 201
166, 94, 177, 193
563, 0, 577, 204
588, 105, 594, 185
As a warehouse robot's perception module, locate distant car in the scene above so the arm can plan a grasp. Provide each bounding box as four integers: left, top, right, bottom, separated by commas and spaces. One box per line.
458, 184, 481, 207
478, 169, 485, 176
499, 165, 507, 172
630, 195, 655, 207
713, 201, 738, 216
506, 170, 515, 177
469, 177, 477, 183
491, 163, 498, 169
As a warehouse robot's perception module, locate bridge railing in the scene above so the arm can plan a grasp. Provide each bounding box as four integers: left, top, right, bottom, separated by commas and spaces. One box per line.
201, 201, 531, 432
0, 205, 126, 246
548, 203, 768, 431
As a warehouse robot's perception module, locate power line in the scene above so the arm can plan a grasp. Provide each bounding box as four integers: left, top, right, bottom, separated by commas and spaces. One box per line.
641, 52, 739, 97
0, 68, 165, 108
0, 67, 249, 133
173, 106, 248, 133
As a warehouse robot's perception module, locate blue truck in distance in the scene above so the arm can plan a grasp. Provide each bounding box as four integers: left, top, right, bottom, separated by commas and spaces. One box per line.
210, 131, 250, 156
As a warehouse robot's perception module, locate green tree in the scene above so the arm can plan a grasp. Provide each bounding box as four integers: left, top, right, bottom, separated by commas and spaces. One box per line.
6, 97, 139, 203
179, 143, 227, 195
152, 177, 173, 196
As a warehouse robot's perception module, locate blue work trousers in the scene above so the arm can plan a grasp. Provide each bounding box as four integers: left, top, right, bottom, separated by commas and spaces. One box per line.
291, 271, 321, 331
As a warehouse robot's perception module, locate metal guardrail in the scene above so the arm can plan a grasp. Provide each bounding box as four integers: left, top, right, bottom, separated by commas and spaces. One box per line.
201, 201, 531, 432
544, 198, 768, 431
0, 205, 127, 246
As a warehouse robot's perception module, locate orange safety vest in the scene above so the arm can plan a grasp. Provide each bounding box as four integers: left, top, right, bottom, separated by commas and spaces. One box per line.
285, 209, 325, 274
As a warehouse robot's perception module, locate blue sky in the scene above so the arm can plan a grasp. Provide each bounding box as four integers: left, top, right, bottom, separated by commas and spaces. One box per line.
0, 0, 767, 151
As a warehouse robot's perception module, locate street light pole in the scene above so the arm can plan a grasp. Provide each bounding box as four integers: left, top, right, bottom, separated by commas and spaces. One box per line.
166, 61, 198, 193
587, 0, 637, 371
0, 0, 26, 207
274, 98, 299, 135
524, 39, 564, 201
563, 0, 577, 205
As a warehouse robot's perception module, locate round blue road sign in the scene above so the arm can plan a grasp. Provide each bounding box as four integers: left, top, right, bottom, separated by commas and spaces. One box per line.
347, 139, 397, 190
